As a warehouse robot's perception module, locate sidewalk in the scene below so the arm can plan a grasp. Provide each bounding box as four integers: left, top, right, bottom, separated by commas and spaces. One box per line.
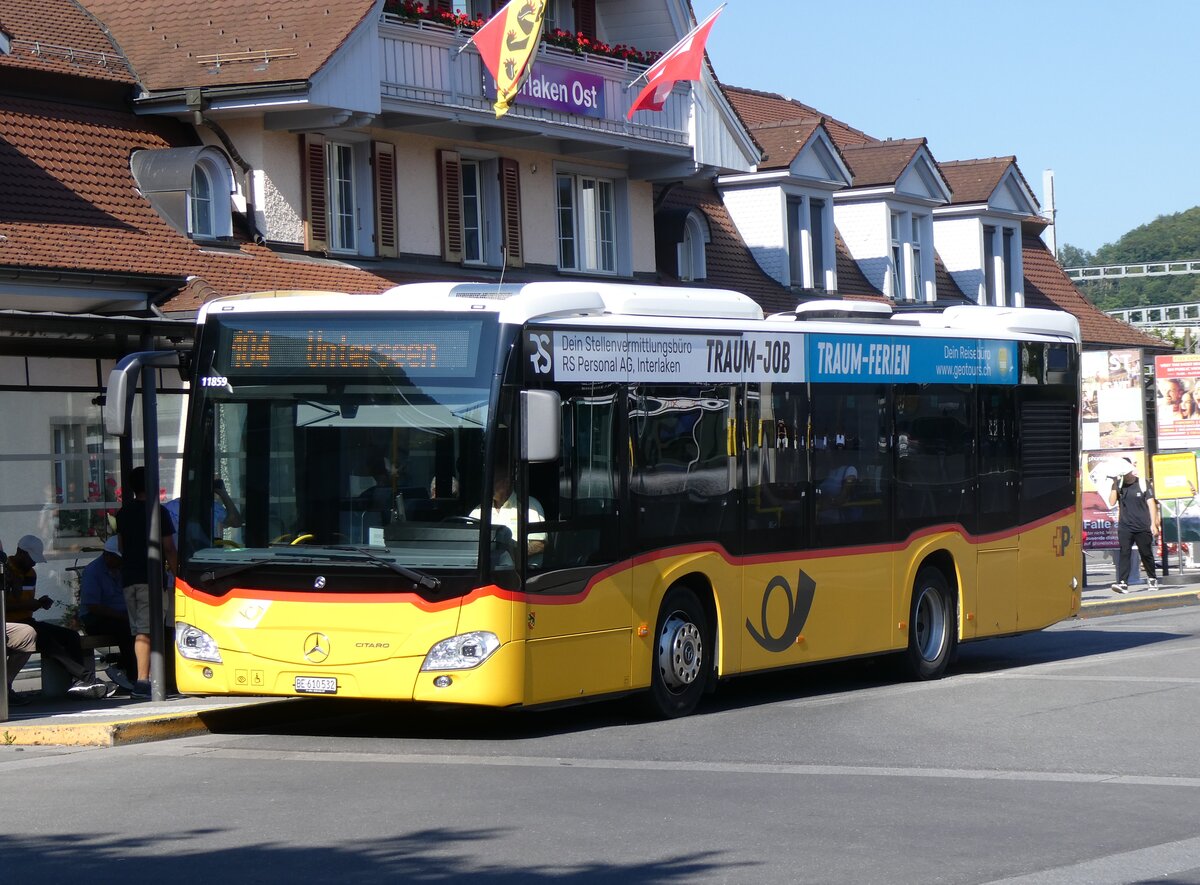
1079, 549, 1200, 617
1, 662, 315, 745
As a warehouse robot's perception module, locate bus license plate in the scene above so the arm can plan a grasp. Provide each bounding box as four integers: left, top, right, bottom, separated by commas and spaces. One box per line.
294, 676, 337, 695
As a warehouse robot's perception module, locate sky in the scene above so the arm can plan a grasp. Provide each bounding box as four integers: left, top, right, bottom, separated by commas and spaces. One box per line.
690, 0, 1200, 256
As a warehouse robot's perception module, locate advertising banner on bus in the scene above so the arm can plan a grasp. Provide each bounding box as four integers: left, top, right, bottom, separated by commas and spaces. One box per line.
536, 330, 805, 383
1154, 354, 1200, 451
805, 335, 1017, 385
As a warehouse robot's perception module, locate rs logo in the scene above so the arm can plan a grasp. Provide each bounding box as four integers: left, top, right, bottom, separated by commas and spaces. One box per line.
747, 570, 816, 652
528, 333, 552, 375
1053, 525, 1072, 557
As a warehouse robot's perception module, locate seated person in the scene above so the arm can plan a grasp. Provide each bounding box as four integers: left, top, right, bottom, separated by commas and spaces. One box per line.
3, 535, 107, 699
79, 536, 136, 684
5, 620, 36, 706
469, 468, 545, 564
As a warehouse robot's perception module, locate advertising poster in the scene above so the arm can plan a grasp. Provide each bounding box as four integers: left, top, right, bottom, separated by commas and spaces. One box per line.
1081, 349, 1144, 451
1082, 450, 1147, 549
1154, 354, 1200, 450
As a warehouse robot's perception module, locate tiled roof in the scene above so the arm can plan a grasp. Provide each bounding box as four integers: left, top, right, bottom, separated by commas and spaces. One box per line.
751, 119, 822, 171
934, 253, 969, 302
1021, 232, 1168, 351
76, 0, 377, 90
940, 157, 1012, 205
0, 0, 134, 83
723, 85, 874, 150
840, 139, 927, 189
0, 92, 390, 310
655, 184, 797, 314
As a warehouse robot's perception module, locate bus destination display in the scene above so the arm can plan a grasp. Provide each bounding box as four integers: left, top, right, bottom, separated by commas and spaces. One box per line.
213, 320, 480, 377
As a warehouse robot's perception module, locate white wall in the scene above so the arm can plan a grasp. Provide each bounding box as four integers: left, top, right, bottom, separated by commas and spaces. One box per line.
722, 186, 787, 284
934, 216, 985, 303
834, 201, 890, 292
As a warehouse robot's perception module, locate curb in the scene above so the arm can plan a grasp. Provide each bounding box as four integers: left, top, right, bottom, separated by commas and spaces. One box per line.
1078, 589, 1200, 620
0, 698, 306, 748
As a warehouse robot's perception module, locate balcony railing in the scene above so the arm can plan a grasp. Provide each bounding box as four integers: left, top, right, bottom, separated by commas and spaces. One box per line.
379, 15, 689, 148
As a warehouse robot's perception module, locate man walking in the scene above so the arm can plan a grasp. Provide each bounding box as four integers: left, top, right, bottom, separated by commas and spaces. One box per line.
1105, 458, 1161, 594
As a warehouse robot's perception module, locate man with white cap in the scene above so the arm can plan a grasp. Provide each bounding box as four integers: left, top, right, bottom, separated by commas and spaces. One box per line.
1103, 458, 1162, 594
3, 534, 107, 699
80, 536, 136, 685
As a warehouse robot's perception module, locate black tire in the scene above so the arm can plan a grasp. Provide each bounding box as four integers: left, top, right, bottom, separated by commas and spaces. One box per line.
903, 567, 955, 680
643, 585, 710, 719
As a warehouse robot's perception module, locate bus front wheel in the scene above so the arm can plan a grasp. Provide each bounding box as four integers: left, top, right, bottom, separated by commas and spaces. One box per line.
644, 586, 710, 719
904, 568, 955, 680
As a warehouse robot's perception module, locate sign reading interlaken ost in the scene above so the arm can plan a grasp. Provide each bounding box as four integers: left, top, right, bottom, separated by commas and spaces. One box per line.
482, 61, 605, 118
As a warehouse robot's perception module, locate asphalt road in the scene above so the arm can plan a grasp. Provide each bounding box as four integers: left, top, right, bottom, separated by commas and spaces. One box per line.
5, 605, 1200, 884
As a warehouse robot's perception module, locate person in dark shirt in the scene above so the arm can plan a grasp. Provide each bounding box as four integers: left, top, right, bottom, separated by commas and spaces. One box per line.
115, 467, 177, 698
1104, 458, 1161, 594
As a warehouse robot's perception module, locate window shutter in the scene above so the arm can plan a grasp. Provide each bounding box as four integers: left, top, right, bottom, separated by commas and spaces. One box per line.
499, 158, 524, 269
431, 0, 453, 12
300, 133, 328, 253
573, 0, 596, 39
372, 141, 398, 258
438, 149, 464, 263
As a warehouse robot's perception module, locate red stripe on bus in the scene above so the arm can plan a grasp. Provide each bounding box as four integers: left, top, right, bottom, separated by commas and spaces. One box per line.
176, 505, 1075, 610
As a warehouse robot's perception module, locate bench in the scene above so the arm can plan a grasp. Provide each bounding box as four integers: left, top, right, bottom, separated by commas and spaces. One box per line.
39, 633, 124, 698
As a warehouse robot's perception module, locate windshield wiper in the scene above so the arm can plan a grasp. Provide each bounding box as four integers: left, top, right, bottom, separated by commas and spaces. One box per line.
327, 546, 442, 591
196, 557, 284, 586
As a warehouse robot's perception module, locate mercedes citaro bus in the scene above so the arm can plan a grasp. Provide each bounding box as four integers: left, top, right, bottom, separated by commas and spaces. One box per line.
114, 282, 1081, 717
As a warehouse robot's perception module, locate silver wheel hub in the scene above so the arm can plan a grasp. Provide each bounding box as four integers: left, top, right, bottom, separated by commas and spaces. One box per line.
914, 587, 946, 662
658, 613, 703, 691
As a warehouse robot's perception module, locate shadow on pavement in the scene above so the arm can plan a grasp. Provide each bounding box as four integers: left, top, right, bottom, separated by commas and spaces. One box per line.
227, 621, 1194, 742
0, 829, 740, 883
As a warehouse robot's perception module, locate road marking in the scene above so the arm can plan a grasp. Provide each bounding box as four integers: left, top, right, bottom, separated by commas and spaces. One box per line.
983, 834, 1200, 884
140, 746, 1200, 791
989, 673, 1200, 684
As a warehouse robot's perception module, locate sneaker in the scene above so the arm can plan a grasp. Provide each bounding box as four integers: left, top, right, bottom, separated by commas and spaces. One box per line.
105, 666, 135, 692
131, 680, 152, 699
67, 679, 107, 700
1111, 581, 1130, 594
7, 689, 31, 707
1148, 578, 1160, 590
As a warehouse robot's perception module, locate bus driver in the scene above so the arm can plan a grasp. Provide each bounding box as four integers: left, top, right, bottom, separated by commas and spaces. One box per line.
470, 463, 545, 563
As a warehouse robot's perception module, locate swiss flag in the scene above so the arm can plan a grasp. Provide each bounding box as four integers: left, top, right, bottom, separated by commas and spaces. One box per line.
627, 6, 723, 119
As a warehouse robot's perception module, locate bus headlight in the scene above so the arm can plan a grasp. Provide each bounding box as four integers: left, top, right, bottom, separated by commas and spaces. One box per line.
421, 631, 500, 671
176, 622, 222, 663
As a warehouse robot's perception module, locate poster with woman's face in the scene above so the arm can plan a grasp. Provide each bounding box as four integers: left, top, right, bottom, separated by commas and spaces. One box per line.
1155, 354, 1200, 451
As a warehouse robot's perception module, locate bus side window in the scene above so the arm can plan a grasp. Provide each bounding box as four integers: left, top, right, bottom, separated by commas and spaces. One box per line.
533, 383, 621, 572
744, 382, 810, 554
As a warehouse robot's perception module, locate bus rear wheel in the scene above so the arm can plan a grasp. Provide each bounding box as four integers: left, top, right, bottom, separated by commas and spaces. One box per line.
904, 568, 955, 680
644, 586, 709, 719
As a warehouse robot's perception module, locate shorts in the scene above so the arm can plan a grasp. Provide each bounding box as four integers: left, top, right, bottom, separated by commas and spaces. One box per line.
123, 583, 153, 635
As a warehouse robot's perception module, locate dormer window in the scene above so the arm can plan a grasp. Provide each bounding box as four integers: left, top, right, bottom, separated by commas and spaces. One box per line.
888, 209, 932, 302
130, 145, 235, 243
787, 194, 832, 290
678, 211, 709, 281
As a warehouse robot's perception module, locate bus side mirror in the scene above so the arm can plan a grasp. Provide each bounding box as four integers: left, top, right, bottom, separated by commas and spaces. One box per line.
104, 366, 132, 436
521, 390, 560, 462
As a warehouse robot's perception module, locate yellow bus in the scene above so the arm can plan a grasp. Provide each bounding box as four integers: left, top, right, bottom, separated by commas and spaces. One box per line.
159, 282, 1081, 717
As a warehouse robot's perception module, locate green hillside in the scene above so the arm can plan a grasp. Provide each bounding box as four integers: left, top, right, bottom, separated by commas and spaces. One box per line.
1059, 206, 1200, 311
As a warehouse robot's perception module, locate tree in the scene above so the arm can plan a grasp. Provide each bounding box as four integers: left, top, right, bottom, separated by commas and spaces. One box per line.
1057, 243, 1093, 268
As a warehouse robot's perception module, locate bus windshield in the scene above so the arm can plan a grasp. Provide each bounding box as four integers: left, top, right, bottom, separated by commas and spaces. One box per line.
177, 312, 497, 580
